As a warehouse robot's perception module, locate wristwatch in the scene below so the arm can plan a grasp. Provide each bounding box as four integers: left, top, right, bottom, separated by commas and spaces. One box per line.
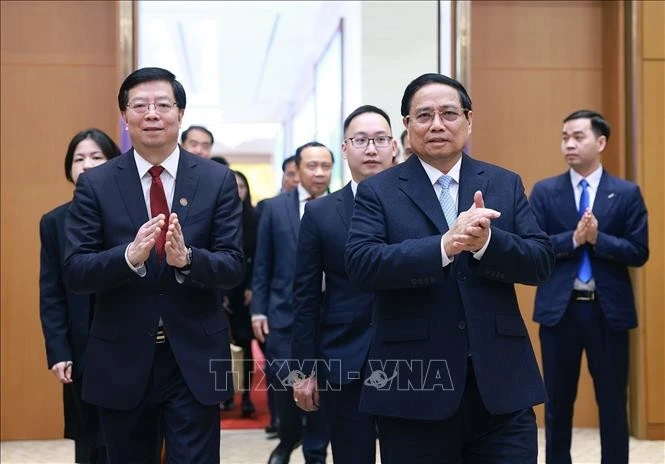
177, 247, 193, 274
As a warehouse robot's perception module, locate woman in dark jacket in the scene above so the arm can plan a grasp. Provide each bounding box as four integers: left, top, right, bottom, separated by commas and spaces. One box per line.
222, 170, 258, 416
39, 128, 121, 463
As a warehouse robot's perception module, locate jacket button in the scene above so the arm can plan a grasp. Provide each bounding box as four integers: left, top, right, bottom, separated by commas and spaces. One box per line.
458, 321, 466, 330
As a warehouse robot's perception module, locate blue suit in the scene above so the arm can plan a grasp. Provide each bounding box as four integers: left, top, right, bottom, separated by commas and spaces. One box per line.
64, 149, 244, 463
292, 183, 376, 463
345, 154, 553, 462
251, 189, 329, 462
40, 202, 105, 462
530, 170, 648, 464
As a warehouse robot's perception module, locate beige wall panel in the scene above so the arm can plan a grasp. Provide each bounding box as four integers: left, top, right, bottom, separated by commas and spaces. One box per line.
471, 1, 602, 70
1, 0, 118, 440
642, 60, 665, 429
642, 0, 665, 60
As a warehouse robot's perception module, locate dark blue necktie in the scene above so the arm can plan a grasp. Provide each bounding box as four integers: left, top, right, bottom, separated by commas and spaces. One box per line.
577, 179, 592, 282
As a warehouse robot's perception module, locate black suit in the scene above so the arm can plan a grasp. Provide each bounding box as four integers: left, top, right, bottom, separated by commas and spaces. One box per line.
293, 183, 377, 463
40, 202, 106, 463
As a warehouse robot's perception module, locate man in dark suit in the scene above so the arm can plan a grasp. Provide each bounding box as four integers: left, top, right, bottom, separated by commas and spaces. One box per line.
251, 142, 332, 464
345, 73, 554, 462
64, 67, 244, 464
291, 105, 397, 463
530, 110, 649, 464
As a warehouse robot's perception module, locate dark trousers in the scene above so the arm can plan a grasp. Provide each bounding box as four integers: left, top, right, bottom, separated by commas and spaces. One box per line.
74, 442, 107, 464
540, 299, 629, 464
320, 380, 376, 464
377, 362, 537, 463
273, 385, 329, 462
98, 341, 221, 464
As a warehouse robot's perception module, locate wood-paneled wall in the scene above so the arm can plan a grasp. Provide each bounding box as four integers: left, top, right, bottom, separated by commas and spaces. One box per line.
631, 0, 665, 441
469, 0, 629, 428
1, 1, 120, 440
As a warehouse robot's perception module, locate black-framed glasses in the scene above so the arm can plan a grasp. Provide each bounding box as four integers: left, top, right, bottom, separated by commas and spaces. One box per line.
126, 100, 178, 115
406, 108, 470, 126
345, 135, 393, 149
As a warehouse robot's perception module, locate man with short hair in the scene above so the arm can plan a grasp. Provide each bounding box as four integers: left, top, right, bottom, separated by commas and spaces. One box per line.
181, 125, 214, 158
345, 73, 553, 462
530, 110, 649, 464
281, 155, 300, 192
65, 67, 244, 463
251, 142, 333, 464
292, 105, 396, 463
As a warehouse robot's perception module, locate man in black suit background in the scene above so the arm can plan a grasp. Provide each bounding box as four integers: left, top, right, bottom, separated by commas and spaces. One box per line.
291, 105, 397, 463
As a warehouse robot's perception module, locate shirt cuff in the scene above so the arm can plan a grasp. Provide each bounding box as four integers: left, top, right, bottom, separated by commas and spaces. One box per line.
440, 236, 453, 268
251, 314, 268, 322
125, 244, 146, 277
472, 227, 492, 260
174, 269, 186, 284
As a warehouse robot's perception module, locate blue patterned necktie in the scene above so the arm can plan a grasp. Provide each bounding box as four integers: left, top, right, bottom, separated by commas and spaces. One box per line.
436, 175, 457, 228
577, 179, 593, 282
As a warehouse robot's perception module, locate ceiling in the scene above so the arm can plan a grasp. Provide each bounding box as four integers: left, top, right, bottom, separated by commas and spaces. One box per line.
138, 1, 337, 154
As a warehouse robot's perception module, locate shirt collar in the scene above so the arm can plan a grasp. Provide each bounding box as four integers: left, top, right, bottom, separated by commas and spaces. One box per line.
419, 155, 462, 186
134, 145, 180, 179
570, 165, 603, 190
351, 180, 358, 197
297, 183, 327, 202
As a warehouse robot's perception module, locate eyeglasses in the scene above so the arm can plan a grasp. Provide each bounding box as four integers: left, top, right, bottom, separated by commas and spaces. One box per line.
126, 100, 178, 115
406, 108, 470, 126
345, 136, 393, 149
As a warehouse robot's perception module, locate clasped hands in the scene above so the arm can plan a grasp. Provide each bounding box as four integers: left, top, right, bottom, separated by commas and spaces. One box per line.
127, 213, 189, 268
293, 376, 319, 412
442, 191, 501, 258
574, 209, 598, 246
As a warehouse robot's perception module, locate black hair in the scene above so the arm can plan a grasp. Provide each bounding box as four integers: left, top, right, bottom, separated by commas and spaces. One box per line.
281, 155, 296, 172
181, 125, 214, 145
400, 73, 472, 117
210, 156, 229, 166
400, 129, 408, 145
294, 142, 334, 167
563, 110, 611, 141
343, 105, 392, 134
117, 67, 186, 111
64, 128, 121, 184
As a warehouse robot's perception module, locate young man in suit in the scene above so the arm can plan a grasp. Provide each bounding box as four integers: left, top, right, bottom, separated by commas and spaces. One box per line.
64, 67, 244, 464
251, 142, 332, 464
291, 105, 397, 463
530, 110, 649, 464
345, 73, 554, 462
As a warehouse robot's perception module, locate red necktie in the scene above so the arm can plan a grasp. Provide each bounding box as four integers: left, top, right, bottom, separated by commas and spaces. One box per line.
149, 166, 169, 262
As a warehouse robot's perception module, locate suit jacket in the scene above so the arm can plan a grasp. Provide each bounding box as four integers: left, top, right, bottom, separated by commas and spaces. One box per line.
530, 170, 648, 330
292, 183, 375, 385
345, 154, 553, 421
250, 189, 300, 330
64, 148, 244, 410
40, 202, 94, 379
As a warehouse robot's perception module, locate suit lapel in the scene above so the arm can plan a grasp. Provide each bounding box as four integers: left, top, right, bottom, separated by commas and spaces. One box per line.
115, 151, 150, 231
336, 183, 354, 228
457, 154, 489, 216
554, 172, 579, 228
286, 190, 300, 240
592, 171, 617, 220
171, 152, 199, 224
398, 155, 447, 233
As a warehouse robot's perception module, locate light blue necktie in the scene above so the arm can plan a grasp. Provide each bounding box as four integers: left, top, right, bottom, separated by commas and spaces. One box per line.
577, 179, 593, 283
436, 175, 457, 228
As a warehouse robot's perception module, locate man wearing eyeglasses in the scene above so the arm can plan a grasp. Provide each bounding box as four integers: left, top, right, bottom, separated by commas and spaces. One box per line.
291, 105, 396, 464
345, 73, 554, 462
64, 67, 244, 463
181, 125, 214, 158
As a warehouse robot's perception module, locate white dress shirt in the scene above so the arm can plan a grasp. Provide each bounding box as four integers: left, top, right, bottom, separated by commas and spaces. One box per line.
418, 157, 491, 267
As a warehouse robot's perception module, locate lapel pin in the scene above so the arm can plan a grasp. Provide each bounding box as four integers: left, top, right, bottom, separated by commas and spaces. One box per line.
179, 197, 188, 207
608, 193, 615, 199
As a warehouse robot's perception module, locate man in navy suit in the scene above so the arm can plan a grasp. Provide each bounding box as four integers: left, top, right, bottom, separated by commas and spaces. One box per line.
530, 110, 649, 464
292, 105, 397, 463
251, 142, 332, 464
64, 67, 244, 464
345, 73, 554, 462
